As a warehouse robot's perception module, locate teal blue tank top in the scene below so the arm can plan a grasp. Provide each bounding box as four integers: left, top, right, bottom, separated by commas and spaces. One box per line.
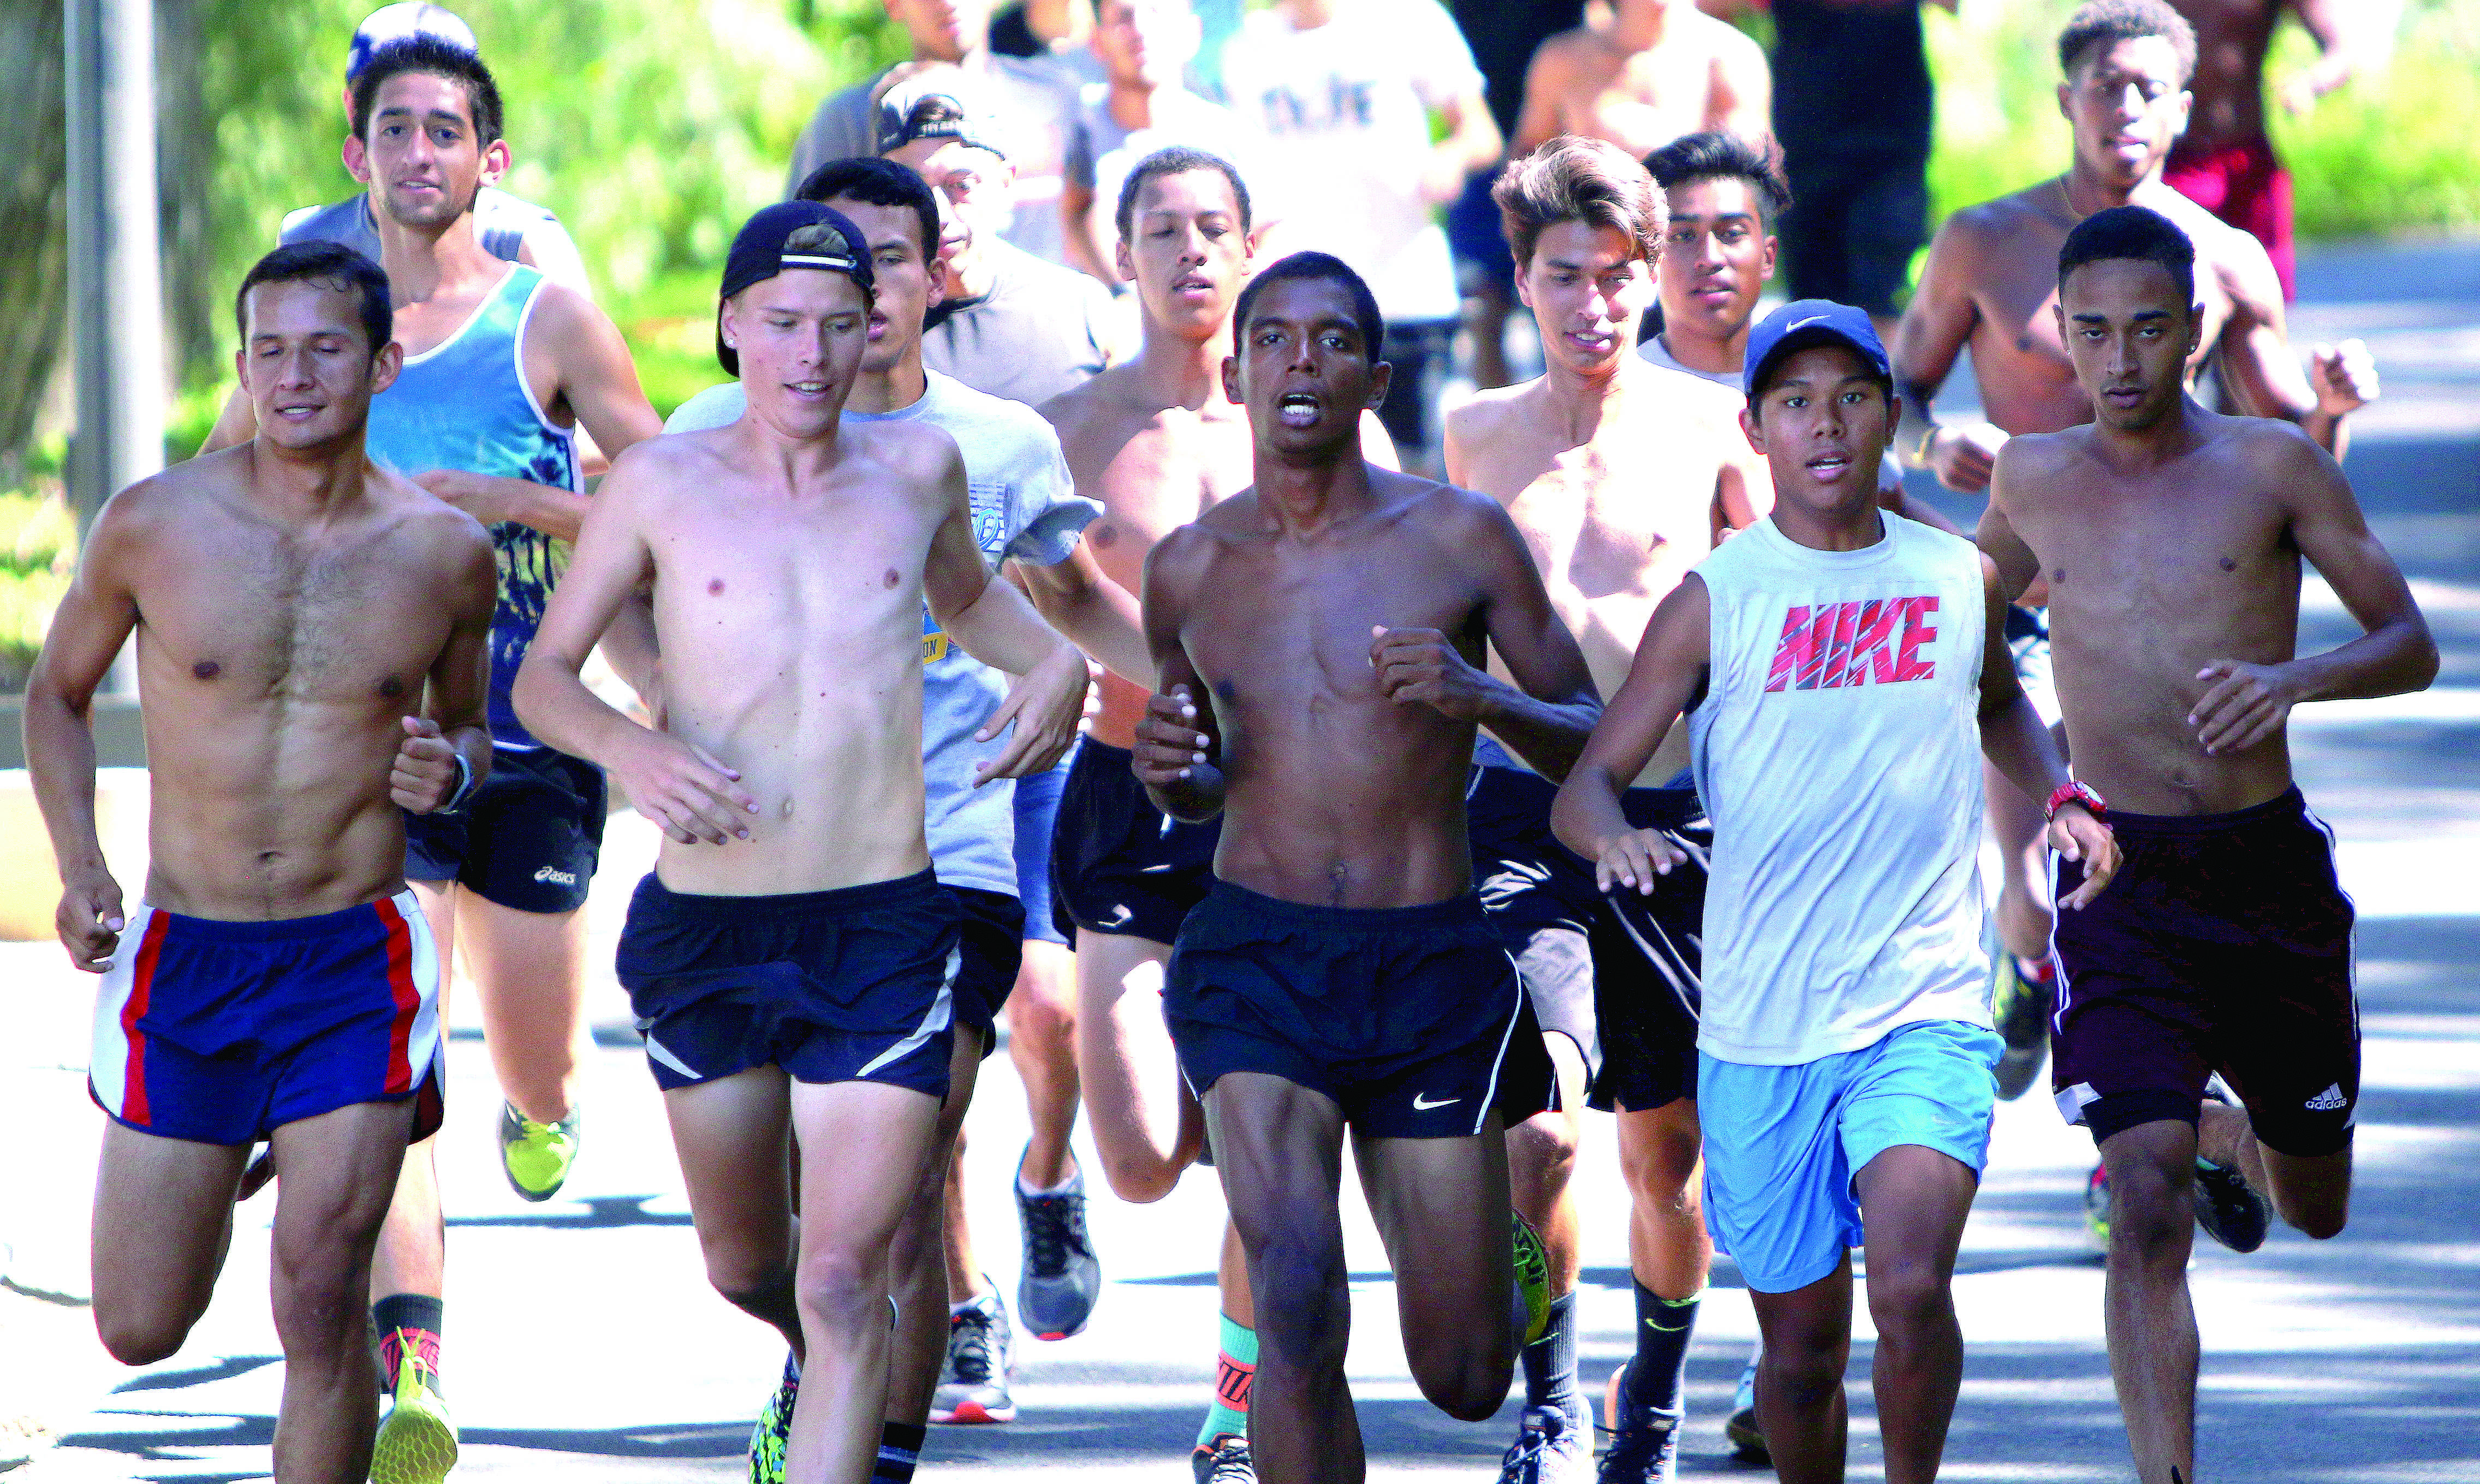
364, 264, 579, 748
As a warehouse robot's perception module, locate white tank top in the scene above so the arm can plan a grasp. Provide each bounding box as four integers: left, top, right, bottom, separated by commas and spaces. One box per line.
1687, 513, 1993, 1065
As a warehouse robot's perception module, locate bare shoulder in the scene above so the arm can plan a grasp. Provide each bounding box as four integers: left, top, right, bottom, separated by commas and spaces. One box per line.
1698, 11, 1767, 67
1385, 469, 1517, 548
1993, 424, 2084, 480
2215, 408, 2332, 481
1143, 512, 1226, 596
376, 464, 492, 561
1443, 378, 1534, 447
524, 277, 624, 350
1531, 25, 1592, 71
1038, 365, 1140, 446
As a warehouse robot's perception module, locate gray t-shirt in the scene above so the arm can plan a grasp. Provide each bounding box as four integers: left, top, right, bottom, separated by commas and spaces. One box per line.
664, 371, 1098, 898
1637, 331, 1744, 388
925, 239, 1115, 407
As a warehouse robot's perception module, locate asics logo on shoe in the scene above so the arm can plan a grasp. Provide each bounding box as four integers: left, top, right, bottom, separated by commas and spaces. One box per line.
2305, 1083, 2348, 1111
533, 866, 578, 885
1412, 1092, 1460, 1111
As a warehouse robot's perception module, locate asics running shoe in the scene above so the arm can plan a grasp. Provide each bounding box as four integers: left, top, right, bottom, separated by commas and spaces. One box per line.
370, 1336, 457, 1484
498, 1100, 583, 1202
1501, 1404, 1591, 1484
1192, 1432, 1256, 1484
1015, 1148, 1102, 1339
930, 1289, 1016, 1424
1595, 1368, 1681, 1484
1512, 1211, 1551, 1345
747, 1351, 798, 1484
1724, 1348, 1767, 1463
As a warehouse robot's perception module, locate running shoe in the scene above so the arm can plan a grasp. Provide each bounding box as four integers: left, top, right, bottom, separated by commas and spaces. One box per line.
2192, 1155, 2269, 1254
498, 1100, 583, 1202
1015, 1148, 1102, 1340
1192, 1432, 1256, 1484
747, 1351, 798, 1484
1723, 1346, 1767, 1463
1595, 1368, 1681, 1484
1501, 1404, 1590, 1484
369, 1334, 457, 1484
2085, 1161, 2112, 1249
1512, 1211, 1551, 1345
930, 1289, 1016, 1424
1989, 949, 2054, 1102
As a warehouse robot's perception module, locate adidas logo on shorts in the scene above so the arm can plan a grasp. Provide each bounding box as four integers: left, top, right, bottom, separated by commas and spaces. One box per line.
2304, 1083, 2348, 1111
533, 866, 578, 886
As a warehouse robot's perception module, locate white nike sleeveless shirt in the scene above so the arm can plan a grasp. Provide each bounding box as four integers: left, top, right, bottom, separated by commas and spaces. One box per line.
1687, 513, 1993, 1065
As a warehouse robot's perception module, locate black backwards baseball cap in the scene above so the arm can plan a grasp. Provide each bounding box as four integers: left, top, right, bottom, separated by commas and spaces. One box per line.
1743, 299, 1893, 401
873, 73, 1009, 160
716, 201, 875, 376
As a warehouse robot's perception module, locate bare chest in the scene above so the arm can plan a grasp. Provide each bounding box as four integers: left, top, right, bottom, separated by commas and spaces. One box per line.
1186, 543, 1478, 725
2019, 478, 2295, 643
1494, 434, 1710, 597
144, 527, 448, 704
650, 503, 933, 660
1077, 415, 1250, 583
1568, 46, 1713, 154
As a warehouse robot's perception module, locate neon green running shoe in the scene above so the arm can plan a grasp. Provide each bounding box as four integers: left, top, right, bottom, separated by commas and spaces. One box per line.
748, 1352, 799, 1484
498, 1101, 582, 1202
1512, 1210, 1552, 1345
370, 1338, 457, 1484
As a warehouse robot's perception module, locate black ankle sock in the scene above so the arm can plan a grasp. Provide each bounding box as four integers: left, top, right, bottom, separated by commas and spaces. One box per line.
371, 1294, 445, 1396
875, 1420, 926, 1484
1622, 1280, 1699, 1416
1521, 1291, 1583, 1425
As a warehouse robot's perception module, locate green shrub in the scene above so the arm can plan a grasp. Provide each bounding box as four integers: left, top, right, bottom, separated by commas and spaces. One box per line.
0, 483, 74, 693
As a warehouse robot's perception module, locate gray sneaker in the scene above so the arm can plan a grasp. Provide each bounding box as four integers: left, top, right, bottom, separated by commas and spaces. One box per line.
929, 1288, 1015, 1424
1015, 1148, 1102, 1339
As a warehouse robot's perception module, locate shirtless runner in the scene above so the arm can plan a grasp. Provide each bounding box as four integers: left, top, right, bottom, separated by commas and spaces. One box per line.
1442, 135, 1759, 1484
201, 40, 666, 1474
1038, 147, 1394, 1482
512, 202, 1083, 1484
1132, 251, 1602, 1484
1892, 0, 2376, 1105
2162, 0, 2362, 300
1979, 204, 2435, 1484
1511, 0, 1770, 159
23, 242, 496, 1484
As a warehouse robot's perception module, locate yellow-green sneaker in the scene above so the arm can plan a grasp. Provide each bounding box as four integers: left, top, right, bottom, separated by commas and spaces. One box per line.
498, 1101, 582, 1202
370, 1339, 457, 1484
748, 1352, 798, 1484
1512, 1210, 1551, 1345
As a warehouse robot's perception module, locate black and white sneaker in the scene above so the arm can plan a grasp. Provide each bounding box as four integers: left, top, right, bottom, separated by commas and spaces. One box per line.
1015, 1147, 1102, 1339
2193, 1083, 2269, 1254
1191, 1432, 1255, 1484
1596, 1366, 1681, 1484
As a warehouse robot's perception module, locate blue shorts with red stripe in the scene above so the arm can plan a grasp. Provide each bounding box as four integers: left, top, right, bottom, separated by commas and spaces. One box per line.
88, 890, 446, 1146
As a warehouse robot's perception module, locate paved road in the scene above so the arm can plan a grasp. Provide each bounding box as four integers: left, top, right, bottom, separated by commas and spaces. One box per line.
3, 237, 2475, 1483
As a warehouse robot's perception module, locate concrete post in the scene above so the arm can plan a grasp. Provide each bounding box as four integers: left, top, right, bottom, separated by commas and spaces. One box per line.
64, 0, 166, 532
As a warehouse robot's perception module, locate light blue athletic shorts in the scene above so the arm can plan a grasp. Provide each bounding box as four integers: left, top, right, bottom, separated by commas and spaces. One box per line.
1699, 1020, 2002, 1294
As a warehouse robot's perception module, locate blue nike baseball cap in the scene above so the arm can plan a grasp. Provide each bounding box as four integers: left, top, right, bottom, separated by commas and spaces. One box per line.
716, 201, 876, 375
1744, 299, 1892, 401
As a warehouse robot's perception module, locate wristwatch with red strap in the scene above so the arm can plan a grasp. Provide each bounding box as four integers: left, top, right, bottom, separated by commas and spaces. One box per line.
2045, 779, 2107, 822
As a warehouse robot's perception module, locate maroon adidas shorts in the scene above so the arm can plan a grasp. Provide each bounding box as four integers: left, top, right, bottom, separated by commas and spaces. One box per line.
2050, 787, 2358, 1157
